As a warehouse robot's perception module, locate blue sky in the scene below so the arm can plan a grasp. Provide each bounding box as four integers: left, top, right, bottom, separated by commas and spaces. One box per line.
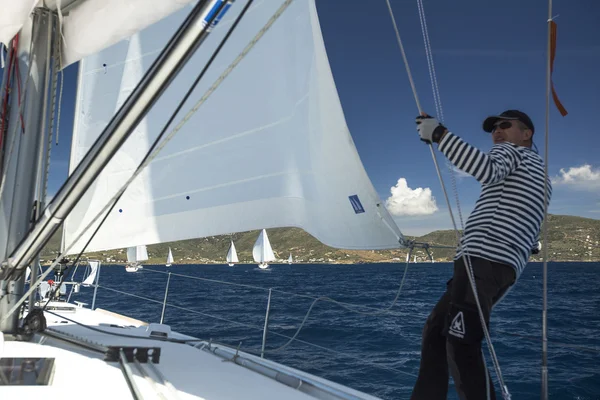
10, 0, 600, 236
317, 0, 600, 234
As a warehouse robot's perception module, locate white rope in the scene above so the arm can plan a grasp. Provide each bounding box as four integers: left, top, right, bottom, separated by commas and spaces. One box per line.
415, 0, 443, 121
384, 0, 423, 112
98, 259, 416, 377
145, 0, 295, 164
414, 0, 510, 396
411, 3, 507, 386
384, 0, 461, 243
414, 0, 468, 239
385, 1, 510, 397
263, 247, 413, 355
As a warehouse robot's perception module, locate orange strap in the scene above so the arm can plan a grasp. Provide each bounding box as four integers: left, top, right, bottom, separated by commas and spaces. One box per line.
550, 21, 568, 117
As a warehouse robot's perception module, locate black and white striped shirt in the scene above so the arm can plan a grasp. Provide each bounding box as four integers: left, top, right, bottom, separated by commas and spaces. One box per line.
438, 132, 552, 277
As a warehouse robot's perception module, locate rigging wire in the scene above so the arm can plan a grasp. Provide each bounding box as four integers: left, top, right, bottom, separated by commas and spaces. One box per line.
42, 0, 256, 310
384, 0, 511, 397
144, 264, 416, 314
139, 245, 414, 355
43, 308, 418, 378
263, 247, 413, 354
56, 268, 598, 385
4, 0, 253, 322
541, 1, 555, 398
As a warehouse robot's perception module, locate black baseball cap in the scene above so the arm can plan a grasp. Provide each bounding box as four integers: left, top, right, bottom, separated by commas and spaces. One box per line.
483, 110, 535, 134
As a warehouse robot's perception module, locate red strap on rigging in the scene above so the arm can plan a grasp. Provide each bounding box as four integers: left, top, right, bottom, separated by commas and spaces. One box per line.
549, 20, 568, 117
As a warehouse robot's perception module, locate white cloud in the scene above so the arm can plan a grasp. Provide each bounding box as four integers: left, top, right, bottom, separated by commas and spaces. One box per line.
551, 164, 600, 190
385, 178, 438, 216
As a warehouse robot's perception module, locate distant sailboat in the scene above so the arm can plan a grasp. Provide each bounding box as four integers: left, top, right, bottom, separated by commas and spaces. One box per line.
166, 247, 174, 267
253, 229, 275, 269
287, 253, 293, 265
226, 240, 239, 267
82, 260, 101, 286
126, 245, 148, 272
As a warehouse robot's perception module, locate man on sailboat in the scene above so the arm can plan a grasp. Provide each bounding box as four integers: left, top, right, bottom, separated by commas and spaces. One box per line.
411, 110, 551, 399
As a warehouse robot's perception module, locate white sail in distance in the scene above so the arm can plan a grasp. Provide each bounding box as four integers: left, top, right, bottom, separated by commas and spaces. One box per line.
166, 247, 174, 266
127, 245, 148, 263
253, 229, 275, 264
226, 241, 239, 265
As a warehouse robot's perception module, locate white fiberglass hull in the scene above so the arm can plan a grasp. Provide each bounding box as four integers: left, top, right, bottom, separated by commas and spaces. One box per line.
1, 302, 382, 399
125, 264, 142, 273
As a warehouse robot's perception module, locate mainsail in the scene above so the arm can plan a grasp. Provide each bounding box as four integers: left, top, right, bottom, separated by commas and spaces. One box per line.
63, 0, 404, 255
253, 229, 275, 264
166, 247, 174, 266
226, 240, 239, 264
127, 245, 148, 263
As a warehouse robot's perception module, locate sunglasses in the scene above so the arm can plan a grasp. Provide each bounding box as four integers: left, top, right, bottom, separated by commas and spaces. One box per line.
492, 120, 514, 132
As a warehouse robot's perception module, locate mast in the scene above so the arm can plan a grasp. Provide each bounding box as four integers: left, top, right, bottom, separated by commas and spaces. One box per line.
0, 8, 57, 333
0, 0, 233, 277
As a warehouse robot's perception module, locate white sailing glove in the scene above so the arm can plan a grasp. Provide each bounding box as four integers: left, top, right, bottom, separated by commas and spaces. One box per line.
416, 115, 447, 144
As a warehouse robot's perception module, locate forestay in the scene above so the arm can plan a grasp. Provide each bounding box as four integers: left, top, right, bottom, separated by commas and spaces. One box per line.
63, 0, 404, 254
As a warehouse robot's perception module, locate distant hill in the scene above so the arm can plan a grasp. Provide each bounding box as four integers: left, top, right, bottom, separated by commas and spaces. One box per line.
40, 214, 600, 265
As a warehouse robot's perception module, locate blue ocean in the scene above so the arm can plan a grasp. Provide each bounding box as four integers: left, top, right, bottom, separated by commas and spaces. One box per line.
70, 262, 600, 399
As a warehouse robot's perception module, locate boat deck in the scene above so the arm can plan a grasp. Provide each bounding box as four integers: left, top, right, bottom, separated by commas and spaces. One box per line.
0, 303, 380, 399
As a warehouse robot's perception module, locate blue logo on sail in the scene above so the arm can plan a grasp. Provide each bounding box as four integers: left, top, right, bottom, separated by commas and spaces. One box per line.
349, 195, 365, 214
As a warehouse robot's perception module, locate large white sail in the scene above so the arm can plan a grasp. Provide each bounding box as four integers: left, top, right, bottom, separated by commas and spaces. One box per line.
253, 229, 275, 264
63, 0, 404, 255
226, 240, 239, 264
